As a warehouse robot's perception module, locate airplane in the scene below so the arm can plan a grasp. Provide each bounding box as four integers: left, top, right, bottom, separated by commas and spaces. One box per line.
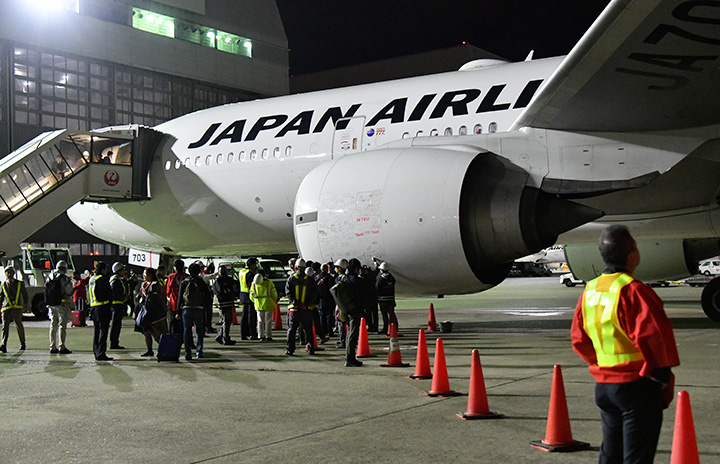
67, 0, 720, 320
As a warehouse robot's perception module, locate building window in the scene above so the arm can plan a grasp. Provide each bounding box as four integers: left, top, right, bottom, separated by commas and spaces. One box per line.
131, 8, 252, 58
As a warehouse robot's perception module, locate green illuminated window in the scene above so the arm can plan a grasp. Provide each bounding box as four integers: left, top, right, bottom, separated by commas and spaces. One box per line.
132, 8, 174, 38
216, 30, 252, 58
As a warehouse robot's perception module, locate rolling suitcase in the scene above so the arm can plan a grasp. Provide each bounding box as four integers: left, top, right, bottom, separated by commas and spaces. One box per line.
72, 310, 86, 327
157, 333, 182, 362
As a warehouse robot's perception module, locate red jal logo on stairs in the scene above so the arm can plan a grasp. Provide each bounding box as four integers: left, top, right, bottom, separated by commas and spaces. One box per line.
104, 170, 119, 186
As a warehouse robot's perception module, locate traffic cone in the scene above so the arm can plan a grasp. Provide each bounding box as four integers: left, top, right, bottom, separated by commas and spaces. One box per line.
671, 391, 700, 464
530, 365, 590, 452
273, 302, 283, 330
421, 338, 463, 397
408, 329, 432, 379
231, 308, 239, 325
457, 350, 504, 419
427, 303, 437, 332
381, 323, 410, 367
356, 317, 376, 358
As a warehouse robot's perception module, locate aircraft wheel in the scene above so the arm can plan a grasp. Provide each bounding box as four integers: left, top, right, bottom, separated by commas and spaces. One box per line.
700, 277, 720, 322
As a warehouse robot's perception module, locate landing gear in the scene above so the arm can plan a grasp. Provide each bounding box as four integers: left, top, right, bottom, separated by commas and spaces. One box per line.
700, 277, 720, 322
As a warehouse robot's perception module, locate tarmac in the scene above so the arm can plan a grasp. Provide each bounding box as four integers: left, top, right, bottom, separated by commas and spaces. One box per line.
0, 276, 718, 463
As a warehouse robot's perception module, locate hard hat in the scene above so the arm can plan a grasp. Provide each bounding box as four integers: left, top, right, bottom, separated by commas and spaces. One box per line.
379, 262, 388, 271
296, 258, 306, 268
56, 260, 68, 270
305, 267, 315, 277
334, 258, 347, 270
253, 273, 264, 285
112, 262, 125, 273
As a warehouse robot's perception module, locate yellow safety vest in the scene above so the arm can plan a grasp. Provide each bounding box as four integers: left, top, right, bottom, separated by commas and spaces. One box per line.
288, 274, 317, 310
1, 281, 22, 311
582, 273, 644, 366
88, 274, 110, 307
239, 268, 252, 293
250, 281, 276, 311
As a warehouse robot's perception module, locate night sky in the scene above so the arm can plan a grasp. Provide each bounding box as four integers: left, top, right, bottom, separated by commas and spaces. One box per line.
276, 1, 610, 76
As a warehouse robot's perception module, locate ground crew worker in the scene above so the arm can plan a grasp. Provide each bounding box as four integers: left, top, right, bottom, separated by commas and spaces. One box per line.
571, 225, 680, 464
47, 261, 73, 354
0, 266, 28, 353
251, 272, 278, 341
239, 258, 259, 340
334, 258, 348, 348
343, 258, 366, 367
374, 259, 398, 335
109, 262, 129, 350
88, 261, 113, 361
285, 259, 317, 355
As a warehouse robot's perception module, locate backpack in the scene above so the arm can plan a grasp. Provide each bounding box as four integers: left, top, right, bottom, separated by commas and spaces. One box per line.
329, 279, 360, 317
183, 277, 205, 308
44, 275, 64, 306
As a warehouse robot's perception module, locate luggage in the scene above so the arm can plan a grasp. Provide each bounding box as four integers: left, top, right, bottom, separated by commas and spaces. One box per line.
72, 310, 86, 327
156, 333, 182, 362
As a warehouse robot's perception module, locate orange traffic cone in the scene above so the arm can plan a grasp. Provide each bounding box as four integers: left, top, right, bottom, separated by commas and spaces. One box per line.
310, 323, 324, 352
408, 329, 432, 379
231, 308, 239, 325
671, 391, 700, 464
531, 365, 590, 452
356, 317, 376, 358
427, 303, 437, 332
421, 338, 462, 397
457, 350, 504, 419
273, 302, 283, 330
381, 323, 410, 368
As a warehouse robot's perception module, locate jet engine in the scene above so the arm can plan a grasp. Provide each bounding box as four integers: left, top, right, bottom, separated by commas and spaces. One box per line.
293, 146, 602, 295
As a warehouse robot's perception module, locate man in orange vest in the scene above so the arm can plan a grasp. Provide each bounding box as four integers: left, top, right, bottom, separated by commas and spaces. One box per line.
571, 225, 680, 464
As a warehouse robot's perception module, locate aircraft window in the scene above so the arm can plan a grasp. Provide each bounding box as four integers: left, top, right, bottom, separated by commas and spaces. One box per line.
239, 151, 246, 161
227, 152, 235, 163
216, 154, 223, 165
402, 132, 409, 139
184, 157, 190, 166
175, 159, 182, 169
205, 155, 212, 166
459, 125, 467, 136
444, 127, 453, 136
416, 130, 424, 137
273, 147, 280, 158
261, 148, 268, 159
164, 160, 171, 171
194, 156, 201, 167
285, 146, 292, 157
489, 122, 497, 133
430, 129, 438, 136
474, 124, 482, 134
250, 149, 257, 160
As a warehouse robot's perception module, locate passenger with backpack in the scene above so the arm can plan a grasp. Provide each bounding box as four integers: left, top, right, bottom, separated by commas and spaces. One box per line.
178, 262, 211, 360
213, 265, 239, 345
46, 261, 73, 354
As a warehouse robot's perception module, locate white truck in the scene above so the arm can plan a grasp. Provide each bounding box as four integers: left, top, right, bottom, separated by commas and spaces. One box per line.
0, 245, 76, 318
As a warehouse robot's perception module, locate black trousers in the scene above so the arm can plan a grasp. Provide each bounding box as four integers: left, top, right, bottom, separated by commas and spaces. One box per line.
241, 299, 257, 339
345, 315, 361, 362
595, 378, 665, 464
109, 304, 125, 346
92, 305, 112, 359
286, 309, 313, 353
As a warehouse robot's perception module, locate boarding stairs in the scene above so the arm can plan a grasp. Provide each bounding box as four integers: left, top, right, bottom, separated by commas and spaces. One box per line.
0, 125, 164, 258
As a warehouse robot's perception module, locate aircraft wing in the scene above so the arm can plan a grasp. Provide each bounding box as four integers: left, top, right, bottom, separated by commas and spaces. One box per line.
511, 0, 720, 132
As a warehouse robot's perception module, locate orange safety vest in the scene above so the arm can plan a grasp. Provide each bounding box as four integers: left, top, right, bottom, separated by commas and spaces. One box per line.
581, 273, 644, 366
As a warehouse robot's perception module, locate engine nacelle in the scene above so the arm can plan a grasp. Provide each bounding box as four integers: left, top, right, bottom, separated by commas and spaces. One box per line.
294, 146, 601, 295
565, 238, 720, 282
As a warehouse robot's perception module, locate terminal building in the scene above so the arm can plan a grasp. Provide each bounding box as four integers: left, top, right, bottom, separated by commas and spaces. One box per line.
0, 0, 288, 270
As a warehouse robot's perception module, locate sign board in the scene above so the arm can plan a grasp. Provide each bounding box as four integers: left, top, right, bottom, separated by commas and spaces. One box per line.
87, 164, 133, 199
128, 249, 161, 268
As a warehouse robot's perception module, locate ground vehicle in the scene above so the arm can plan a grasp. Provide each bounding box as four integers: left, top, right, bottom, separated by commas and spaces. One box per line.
510, 262, 553, 277
0, 246, 76, 318
560, 273, 584, 287
698, 259, 720, 276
